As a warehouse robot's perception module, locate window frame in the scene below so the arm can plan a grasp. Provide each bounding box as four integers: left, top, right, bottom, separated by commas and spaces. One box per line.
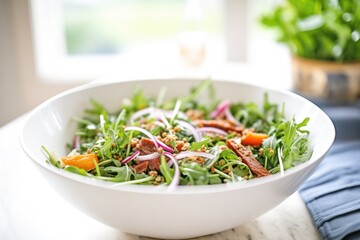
29, 0, 248, 83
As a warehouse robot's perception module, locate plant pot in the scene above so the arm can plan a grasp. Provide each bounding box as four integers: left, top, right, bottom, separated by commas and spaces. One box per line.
291, 56, 360, 102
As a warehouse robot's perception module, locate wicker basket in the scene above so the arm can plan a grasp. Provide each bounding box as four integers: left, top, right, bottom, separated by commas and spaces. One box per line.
291, 56, 360, 102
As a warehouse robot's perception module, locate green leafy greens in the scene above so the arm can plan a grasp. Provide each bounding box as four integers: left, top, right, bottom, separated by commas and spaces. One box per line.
261, 0, 360, 61
42, 80, 313, 186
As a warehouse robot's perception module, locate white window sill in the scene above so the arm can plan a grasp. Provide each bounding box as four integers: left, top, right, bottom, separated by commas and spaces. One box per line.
91, 60, 292, 92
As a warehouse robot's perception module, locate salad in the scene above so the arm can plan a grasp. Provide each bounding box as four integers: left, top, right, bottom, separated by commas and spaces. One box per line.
42, 80, 313, 188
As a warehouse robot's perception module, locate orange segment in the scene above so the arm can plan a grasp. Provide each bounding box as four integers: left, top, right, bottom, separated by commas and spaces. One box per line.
62, 153, 99, 171
241, 132, 268, 146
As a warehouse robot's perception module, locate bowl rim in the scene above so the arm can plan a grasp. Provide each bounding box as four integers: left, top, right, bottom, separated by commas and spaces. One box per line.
19, 78, 336, 195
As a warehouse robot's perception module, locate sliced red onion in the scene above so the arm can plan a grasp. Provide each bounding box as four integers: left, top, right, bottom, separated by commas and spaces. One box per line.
156, 110, 171, 129
210, 99, 231, 118
224, 107, 241, 126
122, 150, 140, 164
153, 120, 166, 128
72, 135, 80, 150
156, 139, 174, 153
137, 152, 160, 161
197, 127, 228, 136
129, 107, 155, 123
163, 152, 180, 190
175, 151, 214, 160
176, 120, 201, 142
124, 126, 159, 148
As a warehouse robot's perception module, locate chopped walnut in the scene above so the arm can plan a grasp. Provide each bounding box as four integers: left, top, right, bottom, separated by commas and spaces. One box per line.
229, 131, 242, 137
181, 143, 190, 151
188, 156, 205, 164
186, 109, 204, 121
157, 148, 164, 154
219, 159, 225, 166
173, 126, 181, 133
131, 138, 139, 147
155, 176, 164, 182
223, 167, 231, 174
149, 171, 158, 177
160, 134, 178, 145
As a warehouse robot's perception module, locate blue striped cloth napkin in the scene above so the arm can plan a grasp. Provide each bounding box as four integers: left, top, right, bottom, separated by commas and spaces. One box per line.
299, 106, 360, 240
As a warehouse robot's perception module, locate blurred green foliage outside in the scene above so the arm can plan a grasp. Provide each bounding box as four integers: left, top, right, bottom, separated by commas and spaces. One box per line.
64, 0, 222, 55
261, 0, 360, 62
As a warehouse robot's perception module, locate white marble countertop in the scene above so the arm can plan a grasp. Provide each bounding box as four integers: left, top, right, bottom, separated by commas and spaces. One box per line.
0, 113, 321, 239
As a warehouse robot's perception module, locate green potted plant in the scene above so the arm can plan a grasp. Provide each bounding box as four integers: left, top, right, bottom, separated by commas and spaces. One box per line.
261, 0, 360, 101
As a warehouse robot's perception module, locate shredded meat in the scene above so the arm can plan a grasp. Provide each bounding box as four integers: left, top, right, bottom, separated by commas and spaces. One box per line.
226, 138, 270, 177
194, 119, 244, 134
132, 161, 149, 174
147, 159, 160, 171
137, 137, 157, 155
134, 137, 160, 171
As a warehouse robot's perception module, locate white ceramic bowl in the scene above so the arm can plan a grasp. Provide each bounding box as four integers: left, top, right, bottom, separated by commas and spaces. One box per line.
20, 79, 335, 239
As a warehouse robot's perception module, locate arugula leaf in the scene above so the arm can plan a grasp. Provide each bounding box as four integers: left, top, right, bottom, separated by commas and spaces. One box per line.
291, 134, 313, 164
209, 176, 222, 185
296, 117, 310, 133
232, 163, 252, 179
132, 89, 148, 110
258, 116, 313, 173
181, 162, 209, 185
41, 146, 61, 168
85, 99, 109, 116
64, 165, 88, 176
101, 166, 132, 182
280, 117, 313, 170
189, 136, 211, 151
182, 79, 213, 104
230, 94, 284, 133
218, 149, 239, 161
114, 109, 126, 132
160, 155, 173, 184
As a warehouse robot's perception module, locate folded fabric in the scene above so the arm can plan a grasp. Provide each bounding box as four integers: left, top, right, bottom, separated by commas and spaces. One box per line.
300, 140, 360, 240
321, 107, 360, 141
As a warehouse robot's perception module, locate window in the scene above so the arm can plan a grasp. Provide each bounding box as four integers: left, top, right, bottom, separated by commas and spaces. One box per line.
30, 0, 289, 87
30, 0, 226, 83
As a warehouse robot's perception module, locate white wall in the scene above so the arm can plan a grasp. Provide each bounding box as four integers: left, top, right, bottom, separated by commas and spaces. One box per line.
0, 0, 79, 126
0, 0, 23, 126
